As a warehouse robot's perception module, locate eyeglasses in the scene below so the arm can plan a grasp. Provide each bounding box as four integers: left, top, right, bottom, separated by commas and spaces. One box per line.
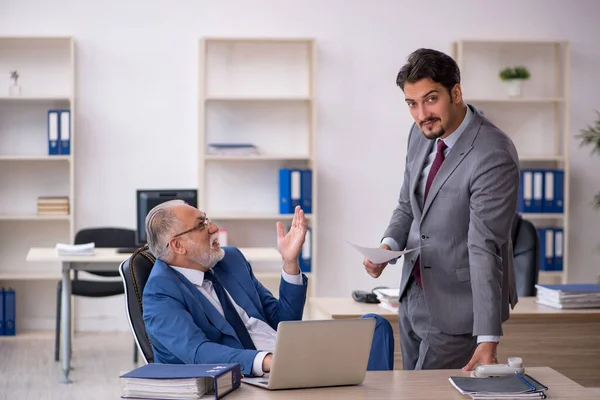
166, 217, 210, 248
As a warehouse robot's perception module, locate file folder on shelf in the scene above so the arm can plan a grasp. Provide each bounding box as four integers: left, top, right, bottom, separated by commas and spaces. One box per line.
59, 109, 70, 155
0, 288, 4, 336
279, 168, 292, 214
300, 169, 312, 214
4, 288, 15, 336
47, 110, 60, 155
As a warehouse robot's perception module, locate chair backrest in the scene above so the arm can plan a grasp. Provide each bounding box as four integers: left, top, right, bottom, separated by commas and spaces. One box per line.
75, 227, 136, 277
511, 214, 540, 297
119, 246, 156, 364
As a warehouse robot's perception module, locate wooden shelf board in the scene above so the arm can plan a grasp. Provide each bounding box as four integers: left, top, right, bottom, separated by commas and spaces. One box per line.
204, 154, 311, 161
210, 213, 313, 221
521, 213, 564, 220
205, 96, 311, 102
0, 155, 71, 161
0, 214, 70, 221
466, 97, 563, 103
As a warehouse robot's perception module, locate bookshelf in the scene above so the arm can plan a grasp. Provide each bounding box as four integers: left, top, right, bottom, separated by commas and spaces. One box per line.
0, 37, 75, 330
198, 38, 317, 296
452, 39, 570, 285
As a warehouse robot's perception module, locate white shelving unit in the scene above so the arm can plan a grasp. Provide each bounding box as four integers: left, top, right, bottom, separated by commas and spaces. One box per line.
198, 38, 317, 296
0, 37, 75, 330
453, 39, 570, 285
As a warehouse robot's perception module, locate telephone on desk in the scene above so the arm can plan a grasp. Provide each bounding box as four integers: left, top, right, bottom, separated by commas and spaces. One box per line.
472, 357, 525, 378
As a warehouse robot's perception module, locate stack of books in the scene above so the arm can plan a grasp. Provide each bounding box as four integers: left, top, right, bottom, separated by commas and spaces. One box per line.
37, 196, 69, 216
449, 372, 548, 399
120, 363, 241, 399
373, 288, 400, 312
535, 284, 600, 309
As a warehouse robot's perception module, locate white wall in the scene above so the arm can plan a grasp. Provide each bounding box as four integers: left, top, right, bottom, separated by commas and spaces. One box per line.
2, 0, 600, 332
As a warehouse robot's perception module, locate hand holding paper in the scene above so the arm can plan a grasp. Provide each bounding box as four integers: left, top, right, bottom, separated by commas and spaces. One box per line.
347, 240, 425, 264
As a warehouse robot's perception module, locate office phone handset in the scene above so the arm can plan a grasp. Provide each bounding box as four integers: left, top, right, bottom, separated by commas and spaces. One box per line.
471, 357, 525, 378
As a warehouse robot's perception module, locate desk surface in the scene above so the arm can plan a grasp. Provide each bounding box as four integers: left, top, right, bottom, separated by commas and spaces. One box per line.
226, 367, 597, 399
309, 296, 600, 321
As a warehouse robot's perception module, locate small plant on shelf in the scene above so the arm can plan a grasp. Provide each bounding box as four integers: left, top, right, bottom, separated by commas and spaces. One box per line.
8, 69, 21, 96
576, 110, 600, 211
498, 66, 531, 98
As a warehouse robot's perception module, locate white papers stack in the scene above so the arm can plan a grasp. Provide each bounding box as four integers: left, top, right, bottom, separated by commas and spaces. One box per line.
55, 242, 95, 256
373, 288, 400, 312
535, 284, 600, 309
206, 143, 258, 156
121, 378, 206, 400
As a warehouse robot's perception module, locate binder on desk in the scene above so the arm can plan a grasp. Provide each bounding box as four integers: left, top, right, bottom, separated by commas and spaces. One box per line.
4, 288, 15, 336
59, 109, 70, 155
120, 363, 241, 399
47, 110, 59, 155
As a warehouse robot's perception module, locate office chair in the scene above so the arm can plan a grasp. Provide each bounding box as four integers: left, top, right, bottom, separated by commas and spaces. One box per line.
119, 246, 156, 364
54, 227, 139, 362
511, 213, 540, 297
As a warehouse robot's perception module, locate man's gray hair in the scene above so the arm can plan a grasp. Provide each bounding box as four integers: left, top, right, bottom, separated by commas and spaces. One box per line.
145, 199, 185, 260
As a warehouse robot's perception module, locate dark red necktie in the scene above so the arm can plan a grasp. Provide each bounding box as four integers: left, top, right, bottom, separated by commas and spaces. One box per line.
412, 139, 448, 287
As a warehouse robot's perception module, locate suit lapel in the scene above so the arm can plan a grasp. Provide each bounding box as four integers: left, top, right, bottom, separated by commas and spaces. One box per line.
421, 115, 481, 220
166, 265, 239, 340
213, 264, 264, 321
411, 138, 434, 220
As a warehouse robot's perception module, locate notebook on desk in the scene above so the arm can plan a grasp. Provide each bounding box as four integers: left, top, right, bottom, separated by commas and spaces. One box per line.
241, 318, 375, 390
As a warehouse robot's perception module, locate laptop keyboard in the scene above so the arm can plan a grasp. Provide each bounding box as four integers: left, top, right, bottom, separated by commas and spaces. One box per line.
259, 381, 269, 385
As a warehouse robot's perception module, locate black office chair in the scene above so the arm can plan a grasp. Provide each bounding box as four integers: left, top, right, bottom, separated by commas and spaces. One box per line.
511, 213, 540, 297
54, 227, 139, 362
119, 246, 156, 364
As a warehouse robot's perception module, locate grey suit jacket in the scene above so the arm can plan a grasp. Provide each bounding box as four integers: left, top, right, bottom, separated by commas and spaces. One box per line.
384, 104, 519, 336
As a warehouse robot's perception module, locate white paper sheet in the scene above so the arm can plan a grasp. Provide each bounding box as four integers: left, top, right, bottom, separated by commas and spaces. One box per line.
346, 241, 425, 264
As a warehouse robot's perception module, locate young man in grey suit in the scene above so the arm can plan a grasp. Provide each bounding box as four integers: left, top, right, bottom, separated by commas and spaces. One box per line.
363, 48, 519, 371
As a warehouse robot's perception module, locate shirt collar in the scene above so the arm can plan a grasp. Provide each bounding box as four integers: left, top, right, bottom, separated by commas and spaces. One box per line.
438, 104, 473, 150
170, 265, 206, 286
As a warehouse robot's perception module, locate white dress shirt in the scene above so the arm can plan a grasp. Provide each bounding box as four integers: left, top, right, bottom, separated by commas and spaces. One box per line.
383, 106, 500, 344
170, 265, 303, 375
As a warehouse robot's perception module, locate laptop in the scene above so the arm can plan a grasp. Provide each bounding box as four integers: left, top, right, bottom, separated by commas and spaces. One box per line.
241, 318, 376, 390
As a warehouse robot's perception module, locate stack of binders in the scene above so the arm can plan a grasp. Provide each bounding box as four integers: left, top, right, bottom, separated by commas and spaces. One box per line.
517, 169, 564, 214
47, 110, 70, 155
0, 288, 16, 336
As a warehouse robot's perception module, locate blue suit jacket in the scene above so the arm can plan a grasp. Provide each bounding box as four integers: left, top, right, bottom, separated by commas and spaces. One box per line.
142, 246, 308, 375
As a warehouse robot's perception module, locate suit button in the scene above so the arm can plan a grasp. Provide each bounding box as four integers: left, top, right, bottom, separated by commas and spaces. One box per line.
421, 234, 426, 239
410, 258, 415, 263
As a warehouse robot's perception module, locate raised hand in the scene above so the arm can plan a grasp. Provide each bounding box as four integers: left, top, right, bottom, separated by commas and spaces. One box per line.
276, 206, 307, 268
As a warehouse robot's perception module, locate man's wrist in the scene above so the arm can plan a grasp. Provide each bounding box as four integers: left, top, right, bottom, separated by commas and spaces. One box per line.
252, 351, 270, 376
282, 260, 300, 275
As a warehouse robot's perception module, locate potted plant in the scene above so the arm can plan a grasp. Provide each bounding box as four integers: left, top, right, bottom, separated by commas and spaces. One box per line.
9, 70, 21, 96
576, 110, 600, 211
498, 66, 531, 98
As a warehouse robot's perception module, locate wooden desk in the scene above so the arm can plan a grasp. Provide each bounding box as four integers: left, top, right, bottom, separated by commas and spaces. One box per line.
308, 297, 600, 387
226, 367, 598, 399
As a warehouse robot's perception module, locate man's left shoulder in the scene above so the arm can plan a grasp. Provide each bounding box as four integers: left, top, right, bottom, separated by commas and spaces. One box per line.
473, 119, 518, 159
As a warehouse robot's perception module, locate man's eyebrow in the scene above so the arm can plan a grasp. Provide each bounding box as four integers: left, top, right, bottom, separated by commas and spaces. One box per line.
405, 89, 439, 102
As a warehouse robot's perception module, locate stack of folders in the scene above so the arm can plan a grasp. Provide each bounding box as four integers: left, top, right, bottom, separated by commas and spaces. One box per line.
373, 288, 400, 312
449, 372, 548, 399
37, 196, 69, 216
535, 284, 600, 309
55, 242, 95, 256
119, 363, 241, 400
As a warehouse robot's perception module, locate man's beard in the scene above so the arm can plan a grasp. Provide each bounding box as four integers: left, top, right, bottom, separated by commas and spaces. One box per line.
188, 237, 225, 269
421, 118, 445, 140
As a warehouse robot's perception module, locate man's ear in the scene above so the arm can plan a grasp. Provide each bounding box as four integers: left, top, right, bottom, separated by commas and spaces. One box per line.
170, 237, 186, 255
451, 84, 463, 104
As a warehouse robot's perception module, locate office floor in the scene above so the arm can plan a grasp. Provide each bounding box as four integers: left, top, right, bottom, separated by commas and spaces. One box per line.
0, 331, 138, 400
1, 331, 600, 399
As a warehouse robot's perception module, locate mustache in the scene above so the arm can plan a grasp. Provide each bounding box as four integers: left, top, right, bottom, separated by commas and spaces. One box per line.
420, 118, 439, 127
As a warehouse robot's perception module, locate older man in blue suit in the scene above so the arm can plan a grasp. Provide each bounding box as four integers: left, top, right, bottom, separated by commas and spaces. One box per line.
143, 200, 394, 376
